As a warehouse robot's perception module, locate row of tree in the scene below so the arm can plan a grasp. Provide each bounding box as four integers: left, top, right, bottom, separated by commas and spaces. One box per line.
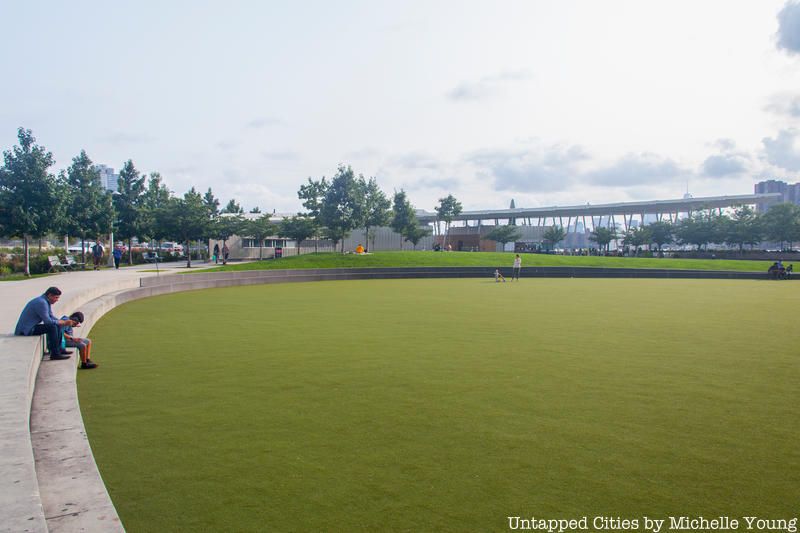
0, 128, 265, 274
537, 204, 800, 253
0, 128, 446, 275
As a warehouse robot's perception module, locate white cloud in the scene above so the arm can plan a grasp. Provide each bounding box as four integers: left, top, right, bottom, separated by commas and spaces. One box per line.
467, 144, 588, 193
700, 139, 752, 178
586, 153, 688, 187
762, 128, 800, 170
765, 92, 800, 118
776, 1, 800, 55
447, 69, 532, 102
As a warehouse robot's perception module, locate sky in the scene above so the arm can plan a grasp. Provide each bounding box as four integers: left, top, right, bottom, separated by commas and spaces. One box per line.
2, 0, 800, 213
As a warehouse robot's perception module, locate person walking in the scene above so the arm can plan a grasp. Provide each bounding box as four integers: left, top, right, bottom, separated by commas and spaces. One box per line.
14, 287, 76, 360
222, 243, 230, 265
512, 254, 522, 281
91, 240, 105, 270
213, 243, 220, 264
112, 246, 122, 269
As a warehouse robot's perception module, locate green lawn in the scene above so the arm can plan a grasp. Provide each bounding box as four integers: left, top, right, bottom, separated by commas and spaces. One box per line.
196, 250, 779, 273
80, 279, 799, 532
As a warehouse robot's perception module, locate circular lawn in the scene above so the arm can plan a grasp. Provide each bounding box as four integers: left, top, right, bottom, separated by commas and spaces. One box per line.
78, 278, 800, 532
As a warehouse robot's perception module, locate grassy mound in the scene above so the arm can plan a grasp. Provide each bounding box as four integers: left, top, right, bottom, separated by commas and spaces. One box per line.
80, 279, 799, 531
197, 250, 776, 273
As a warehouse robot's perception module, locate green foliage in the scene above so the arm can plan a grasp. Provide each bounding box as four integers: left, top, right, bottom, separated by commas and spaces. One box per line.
203, 188, 220, 216
222, 198, 244, 214
542, 225, 567, 249
140, 172, 172, 242
158, 188, 210, 267
403, 224, 432, 249
434, 194, 462, 248
622, 226, 651, 255
360, 176, 391, 252
589, 226, 618, 253
245, 214, 276, 260
0, 128, 60, 275
63, 151, 114, 245
761, 203, 800, 248
675, 210, 725, 250
484, 224, 522, 247
646, 220, 674, 251
279, 216, 316, 255
391, 189, 421, 250
113, 160, 146, 248
319, 165, 365, 252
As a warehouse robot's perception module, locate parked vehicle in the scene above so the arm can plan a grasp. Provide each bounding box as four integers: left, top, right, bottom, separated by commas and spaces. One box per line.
160, 242, 184, 254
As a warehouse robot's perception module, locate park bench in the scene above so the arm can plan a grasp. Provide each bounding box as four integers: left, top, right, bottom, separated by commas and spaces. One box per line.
65, 254, 86, 270
143, 251, 161, 263
47, 255, 69, 272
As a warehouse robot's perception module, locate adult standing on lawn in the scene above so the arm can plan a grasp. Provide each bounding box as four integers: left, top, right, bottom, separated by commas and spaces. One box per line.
14, 287, 75, 360
91, 240, 105, 270
512, 254, 522, 281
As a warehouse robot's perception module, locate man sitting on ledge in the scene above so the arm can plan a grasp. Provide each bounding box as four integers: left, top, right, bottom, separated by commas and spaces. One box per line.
14, 286, 76, 360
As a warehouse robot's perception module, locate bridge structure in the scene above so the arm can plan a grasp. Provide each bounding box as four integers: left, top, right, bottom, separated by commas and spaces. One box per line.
416, 193, 782, 233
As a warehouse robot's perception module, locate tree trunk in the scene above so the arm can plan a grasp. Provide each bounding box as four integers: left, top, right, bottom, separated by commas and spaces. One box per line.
81, 236, 86, 267
259, 242, 263, 260
129, 239, 134, 265
24, 234, 30, 277
186, 239, 191, 268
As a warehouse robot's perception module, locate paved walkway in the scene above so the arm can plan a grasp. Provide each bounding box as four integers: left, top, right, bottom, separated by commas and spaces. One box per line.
0, 262, 220, 333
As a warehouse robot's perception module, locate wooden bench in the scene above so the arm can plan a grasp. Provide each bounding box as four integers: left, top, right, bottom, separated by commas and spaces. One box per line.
47, 255, 69, 272
65, 254, 86, 270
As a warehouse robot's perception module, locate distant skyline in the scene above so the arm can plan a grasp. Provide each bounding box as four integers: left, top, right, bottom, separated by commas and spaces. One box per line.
2, 0, 800, 213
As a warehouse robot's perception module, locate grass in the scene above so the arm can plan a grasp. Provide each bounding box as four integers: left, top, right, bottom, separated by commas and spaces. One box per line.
194, 250, 779, 273
80, 279, 800, 532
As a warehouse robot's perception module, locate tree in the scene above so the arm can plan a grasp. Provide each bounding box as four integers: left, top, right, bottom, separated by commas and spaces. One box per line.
542, 225, 566, 251
484, 225, 522, 251
319, 165, 365, 252
249, 206, 262, 214
140, 172, 171, 246
647, 221, 674, 252
211, 214, 247, 265
297, 177, 329, 253
62, 151, 113, 266
589, 226, 618, 254
761, 203, 800, 250
391, 190, 416, 250
622, 226, 650, 256
435, 194, 462, 250
203, 188, 220, 216
246, 214, 275, 260
725, 205, 762, 252
158, 188, 209, 267
360, 176, 391, 252
404, 224, 432, 250
222, 199, 244, 214
113, 159, 145, 264
0, 128, 60, 275
280, 216, 316, 257
675, 210, 721, 250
